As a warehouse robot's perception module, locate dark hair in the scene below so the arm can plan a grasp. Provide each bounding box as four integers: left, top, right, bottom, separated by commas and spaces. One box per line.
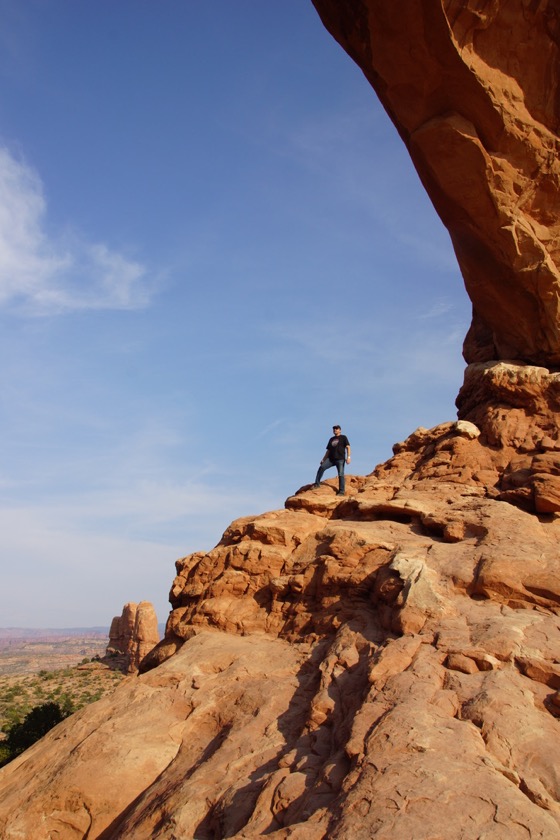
333, 425, 341, 430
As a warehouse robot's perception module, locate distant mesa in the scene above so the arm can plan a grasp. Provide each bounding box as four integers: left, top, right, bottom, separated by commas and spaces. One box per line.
105, 601, 159, 674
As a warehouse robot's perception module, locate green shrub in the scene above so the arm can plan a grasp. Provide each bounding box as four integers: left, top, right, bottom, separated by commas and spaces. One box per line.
1, 702, 72, 766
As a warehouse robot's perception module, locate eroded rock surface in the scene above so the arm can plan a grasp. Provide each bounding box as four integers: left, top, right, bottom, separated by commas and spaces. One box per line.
311, 0, 560, 366
1, 426, 559, 838
106, 601, 159, 673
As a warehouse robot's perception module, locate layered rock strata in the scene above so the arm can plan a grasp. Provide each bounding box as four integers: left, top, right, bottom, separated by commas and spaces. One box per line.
0, 420, 559, 838
106, 601, 159, 673
311, 0, 560, 367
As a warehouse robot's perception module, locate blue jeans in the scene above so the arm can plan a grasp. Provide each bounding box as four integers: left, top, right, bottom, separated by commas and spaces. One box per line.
315, 458, 345, 493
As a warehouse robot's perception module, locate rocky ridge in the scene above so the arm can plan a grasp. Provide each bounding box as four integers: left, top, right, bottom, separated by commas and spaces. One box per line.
0, 384, 558, 837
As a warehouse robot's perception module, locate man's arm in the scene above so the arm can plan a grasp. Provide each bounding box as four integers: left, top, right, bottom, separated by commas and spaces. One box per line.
346, 442, 351, 463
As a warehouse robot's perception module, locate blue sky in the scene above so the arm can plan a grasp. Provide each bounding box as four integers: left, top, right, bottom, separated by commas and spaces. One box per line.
0, 1, 471, 629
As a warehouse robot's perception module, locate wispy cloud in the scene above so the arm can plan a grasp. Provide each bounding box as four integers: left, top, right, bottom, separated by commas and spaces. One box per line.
416, 299, 457, 319
260, 310, 468, 396
268, 102, 459, 272
0, 475, 280, 625
256, 418, 286, 439
0, 146, 157, 314
0, 506, 180, 627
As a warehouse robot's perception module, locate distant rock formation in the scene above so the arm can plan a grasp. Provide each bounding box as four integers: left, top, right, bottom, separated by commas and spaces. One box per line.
312, 0, 560, 368
106, 601, 159, 673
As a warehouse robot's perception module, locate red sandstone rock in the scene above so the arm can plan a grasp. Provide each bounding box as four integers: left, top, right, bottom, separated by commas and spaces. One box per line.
311, 0, 560, 367
2, 434, 559, 837
106, 601, 159, 673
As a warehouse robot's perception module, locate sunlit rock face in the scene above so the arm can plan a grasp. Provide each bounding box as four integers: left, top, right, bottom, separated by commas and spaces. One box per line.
311, 0, 560, 366
106, 601, 159, 673
1, 461, 560, 838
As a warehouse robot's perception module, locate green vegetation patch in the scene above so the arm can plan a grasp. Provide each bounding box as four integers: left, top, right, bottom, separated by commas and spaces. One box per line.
0, 662, 125, 733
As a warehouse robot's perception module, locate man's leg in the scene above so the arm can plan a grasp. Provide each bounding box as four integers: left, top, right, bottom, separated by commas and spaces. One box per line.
314, 458, 333, 487
335, 460, 345, 494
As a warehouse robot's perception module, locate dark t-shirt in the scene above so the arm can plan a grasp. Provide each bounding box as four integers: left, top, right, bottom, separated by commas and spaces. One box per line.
326, 434, 350, 461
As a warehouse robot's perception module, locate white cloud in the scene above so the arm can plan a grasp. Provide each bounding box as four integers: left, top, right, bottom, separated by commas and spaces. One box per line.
0, 146, 156, 314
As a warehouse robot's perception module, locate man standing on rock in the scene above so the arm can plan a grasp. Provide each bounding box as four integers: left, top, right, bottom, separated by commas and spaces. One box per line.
313, 425, 351, 495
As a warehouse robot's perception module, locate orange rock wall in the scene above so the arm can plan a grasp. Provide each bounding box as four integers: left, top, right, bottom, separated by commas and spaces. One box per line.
312, 0, 560, 365
107, 601, 159, 673
1, 445, 560, 838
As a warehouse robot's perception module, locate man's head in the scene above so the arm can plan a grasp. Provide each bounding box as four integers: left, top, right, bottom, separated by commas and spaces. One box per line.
332, 425, 341, 435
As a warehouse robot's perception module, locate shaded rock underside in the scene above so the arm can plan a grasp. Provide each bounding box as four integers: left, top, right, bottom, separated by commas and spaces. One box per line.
312, 0, 560, 367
